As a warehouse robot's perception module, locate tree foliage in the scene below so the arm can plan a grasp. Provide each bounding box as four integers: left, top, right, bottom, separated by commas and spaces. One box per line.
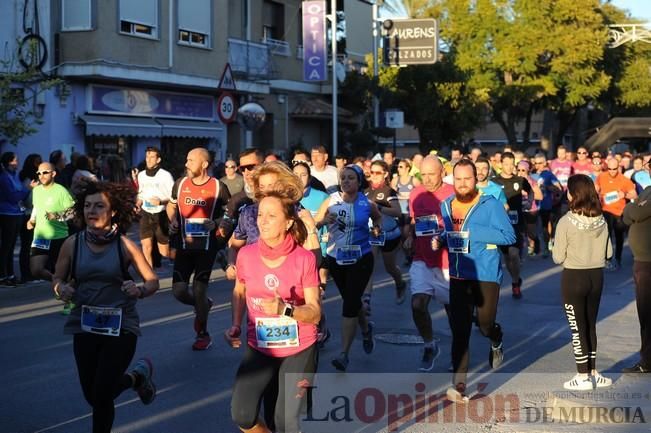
0, 42, 62, 146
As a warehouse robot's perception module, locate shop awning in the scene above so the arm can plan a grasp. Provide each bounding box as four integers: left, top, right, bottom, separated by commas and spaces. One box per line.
157, 118, 223, 138
291, 98, 357, 124
80, 114, 162, 137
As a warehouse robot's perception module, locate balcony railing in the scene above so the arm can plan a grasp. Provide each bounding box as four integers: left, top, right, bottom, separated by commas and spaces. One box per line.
262, 37, 290, 57
228, 38, 271, 79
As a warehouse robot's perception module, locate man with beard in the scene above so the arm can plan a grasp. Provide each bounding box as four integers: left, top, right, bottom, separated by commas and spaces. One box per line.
437, 159, 515, 403
474, 157, 507, 208
492, 152, 534, 299
403, 155, 455, 371
137, 147, 175, 267
167, 148, 231, 350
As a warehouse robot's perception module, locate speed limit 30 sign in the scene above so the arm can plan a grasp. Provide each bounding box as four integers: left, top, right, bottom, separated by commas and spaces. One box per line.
217, 92, 237, 123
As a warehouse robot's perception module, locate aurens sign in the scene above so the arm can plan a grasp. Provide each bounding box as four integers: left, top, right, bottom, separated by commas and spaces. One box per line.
383, 18, 438, 66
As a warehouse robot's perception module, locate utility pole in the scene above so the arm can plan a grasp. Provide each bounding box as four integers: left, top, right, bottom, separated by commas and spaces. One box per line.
328, 0, 338, 156
372, 1, 380, 128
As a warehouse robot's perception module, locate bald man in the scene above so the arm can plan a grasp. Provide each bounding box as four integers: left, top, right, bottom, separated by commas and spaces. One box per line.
167, 147, 232, 350
403, 155, 455, 371
595, 157, 637, 270
28, 162, 75, 283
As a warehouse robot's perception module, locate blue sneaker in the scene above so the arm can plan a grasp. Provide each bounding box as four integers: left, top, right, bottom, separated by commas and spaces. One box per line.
132, 358, 156, 405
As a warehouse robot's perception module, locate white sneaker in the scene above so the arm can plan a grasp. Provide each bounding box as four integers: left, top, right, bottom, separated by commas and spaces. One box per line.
593, 372, 612, 388
563, 374, 593, 391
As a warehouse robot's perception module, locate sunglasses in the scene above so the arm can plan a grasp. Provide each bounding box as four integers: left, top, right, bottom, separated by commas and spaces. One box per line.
370, 170, 385, 175
225, 165, 237, 169
239, 164, 258, 172
577, 151, 587, 155
36, 170, 53, 176
534, 162, 545, 165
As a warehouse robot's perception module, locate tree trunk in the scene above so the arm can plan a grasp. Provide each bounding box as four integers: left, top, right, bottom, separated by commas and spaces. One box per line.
494, 110, 519, 149
522, 103, 535, 149
554, 108, 578, 150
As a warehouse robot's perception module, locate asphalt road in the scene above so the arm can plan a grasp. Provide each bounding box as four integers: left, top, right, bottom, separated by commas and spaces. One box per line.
1, 246, 649, 433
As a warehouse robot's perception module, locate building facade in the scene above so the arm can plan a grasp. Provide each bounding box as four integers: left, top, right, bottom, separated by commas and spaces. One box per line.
1, 0, 372, 174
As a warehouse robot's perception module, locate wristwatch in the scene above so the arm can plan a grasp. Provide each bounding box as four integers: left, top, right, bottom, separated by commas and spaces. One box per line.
282, 303, 294, 318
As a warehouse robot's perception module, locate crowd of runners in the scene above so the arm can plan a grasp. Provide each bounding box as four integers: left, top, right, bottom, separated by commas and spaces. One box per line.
1, 143, 650, 432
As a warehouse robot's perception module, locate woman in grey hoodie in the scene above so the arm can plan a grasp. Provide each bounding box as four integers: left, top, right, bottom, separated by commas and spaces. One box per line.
552, 174, 613, 391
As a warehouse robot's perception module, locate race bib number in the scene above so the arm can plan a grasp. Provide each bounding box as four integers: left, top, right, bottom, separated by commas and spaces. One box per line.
336, 245, 362, 265
399, 200, 409, 215
507, 210, 519, 225
415, 215, 440, 237
31, 238, 51, 250
255, 316, 299, 348
143, 200, 155, 209
369, 231, 386, 246
81, 305, 122, 337
448, 231, 470, 254
185, 218, 209, 237
604, 191, 620, 205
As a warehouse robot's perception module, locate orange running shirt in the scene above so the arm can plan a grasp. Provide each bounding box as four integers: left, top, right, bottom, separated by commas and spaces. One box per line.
595, 172, 635, 216
451, 193, 480, 231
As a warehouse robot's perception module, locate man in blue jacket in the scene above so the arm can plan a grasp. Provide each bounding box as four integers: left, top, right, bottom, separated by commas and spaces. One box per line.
435, 159, 515, 403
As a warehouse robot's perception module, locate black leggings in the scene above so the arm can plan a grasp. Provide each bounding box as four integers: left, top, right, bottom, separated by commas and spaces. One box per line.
561, 268, 603, 374
524, 212, 540, 253
231, 344, 317, 433
450, 279, 502, 386
19, 215, 34, 281
73, 332, 137, 433
327, 253, 374, 317
540, 207, 561, 245
634, 261, 651, 369
603, 212, 627, 263
0, 214, 22, 279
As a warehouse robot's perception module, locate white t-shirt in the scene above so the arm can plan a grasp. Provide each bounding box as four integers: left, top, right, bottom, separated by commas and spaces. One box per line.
311, 165, 339, 194
137, 168, 174, 214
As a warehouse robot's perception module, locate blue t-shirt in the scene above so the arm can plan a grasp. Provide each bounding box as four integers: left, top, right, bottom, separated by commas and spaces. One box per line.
325, 191, 373, 258
534, 170, 561, 211
477, 181, 507, 206
300, 187, 330, 255
632, 170, 651, 194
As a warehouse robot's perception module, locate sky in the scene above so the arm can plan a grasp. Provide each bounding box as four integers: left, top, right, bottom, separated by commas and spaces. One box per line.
609, 0, 651, 22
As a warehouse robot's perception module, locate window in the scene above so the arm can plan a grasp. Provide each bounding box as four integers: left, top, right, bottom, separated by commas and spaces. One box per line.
177, 0, 211, 48
262, 0, 284, 41
61, 0, 92, 31
119, 0, 158, 38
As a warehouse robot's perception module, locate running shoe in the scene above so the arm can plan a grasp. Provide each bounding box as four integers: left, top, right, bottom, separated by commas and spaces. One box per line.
193, 297, 214, 334
362, 321, 375, 354
622, 363, 650, 374
489, 342, 504, 369
419, 343, 441, 372
332, 353, 349, 371
446, 383, 469, 404
563, 374, 593, 391
317, 328, 331, 349
593, 372, 612, 388
131, 357, 156, 405
192, 332, 212, 350
395, 280, 407, 305
511, 278, 522, 299
527, 246, 535, 257
61, 302, 75, 316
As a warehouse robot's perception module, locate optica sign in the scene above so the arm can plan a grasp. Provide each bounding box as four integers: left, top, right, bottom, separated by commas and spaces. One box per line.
302, 1, 327, 82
